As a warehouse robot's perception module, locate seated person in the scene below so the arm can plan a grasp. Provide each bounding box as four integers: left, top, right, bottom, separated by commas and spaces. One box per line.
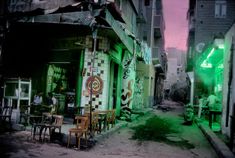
31, 91, 43, 115
32, 92, 43, 105
46, 92, 57, 114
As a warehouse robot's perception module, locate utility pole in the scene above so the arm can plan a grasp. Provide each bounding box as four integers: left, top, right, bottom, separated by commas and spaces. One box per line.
89, 25, 97, 140
88, 0, 99, 142
150, 0, 156, 106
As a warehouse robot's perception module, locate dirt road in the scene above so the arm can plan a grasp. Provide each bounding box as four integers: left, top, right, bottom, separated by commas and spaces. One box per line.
0, 101, 218, 158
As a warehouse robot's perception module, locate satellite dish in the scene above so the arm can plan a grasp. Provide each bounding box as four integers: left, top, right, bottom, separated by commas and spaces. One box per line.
196, 42, 205, 53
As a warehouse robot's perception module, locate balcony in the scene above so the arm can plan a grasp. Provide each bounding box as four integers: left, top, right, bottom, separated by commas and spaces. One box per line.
152, 46, 167, 74
154, 14, 164, 38
189, 16, 195, 32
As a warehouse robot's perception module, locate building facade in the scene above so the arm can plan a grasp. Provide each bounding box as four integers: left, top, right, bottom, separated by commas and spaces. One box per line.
187, 0, 235, 152
187, 0, 235, 102
222, 23, 235, 152
1, 0, 166, 120
164, 48, 187, 101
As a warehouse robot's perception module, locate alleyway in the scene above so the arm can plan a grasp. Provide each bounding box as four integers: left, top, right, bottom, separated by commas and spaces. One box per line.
0, 101, 218, 158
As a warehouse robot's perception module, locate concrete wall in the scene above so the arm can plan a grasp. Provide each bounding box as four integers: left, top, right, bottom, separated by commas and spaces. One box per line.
222, 23, 235, 137
195, 0, 235, 53
81, 49, 110, 111
136, 61, 155, 108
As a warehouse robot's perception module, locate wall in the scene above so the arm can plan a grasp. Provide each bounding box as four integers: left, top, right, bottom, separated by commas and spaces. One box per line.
80, 49, 110, 111
222, 23, 235, 137
136, 61, 155, 107
195, 0, 235, 55
121, 51, 136, 110
166, 58, 178, 86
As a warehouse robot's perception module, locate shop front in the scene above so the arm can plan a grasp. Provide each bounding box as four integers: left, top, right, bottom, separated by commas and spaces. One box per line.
195, 39, 225, 130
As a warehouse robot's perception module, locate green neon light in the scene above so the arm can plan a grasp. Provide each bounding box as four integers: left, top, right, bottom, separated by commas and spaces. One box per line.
207, 48, 215, 59
200, 60, 212, 68
218, 45, 224, 49
218, 63, 224, 69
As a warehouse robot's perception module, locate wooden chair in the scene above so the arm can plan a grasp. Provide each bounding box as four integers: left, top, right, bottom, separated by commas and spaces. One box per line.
51, 115, 64, 133
92, 112, 100, 134
67, 116, 89, 149
84, 112, 100, 134
106, 109, 116, 130
19, 105, 30, 126
42, 114, 64, 142
31, 112, 51, 141
96, 110, 108, 133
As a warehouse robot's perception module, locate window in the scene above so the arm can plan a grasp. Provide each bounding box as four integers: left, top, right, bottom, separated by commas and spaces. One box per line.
177, 68, 180, 74
145, 0, 150, 6
215, 1, 227, 18
143, 30, 147, 41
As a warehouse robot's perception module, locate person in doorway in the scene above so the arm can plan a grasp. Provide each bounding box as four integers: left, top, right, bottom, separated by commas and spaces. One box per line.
206, 92, 220, 111
206, 92, 221, 129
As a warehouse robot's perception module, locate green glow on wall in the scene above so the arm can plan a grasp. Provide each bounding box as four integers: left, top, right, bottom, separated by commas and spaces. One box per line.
195, 45, 225, 90
200, 61, 212, 68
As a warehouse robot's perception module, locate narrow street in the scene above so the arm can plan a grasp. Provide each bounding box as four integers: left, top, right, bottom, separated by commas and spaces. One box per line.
0, 101, 218, 158
1, 0, 235, 157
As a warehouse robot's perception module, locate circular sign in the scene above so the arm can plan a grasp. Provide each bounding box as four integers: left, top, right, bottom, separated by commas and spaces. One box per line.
86, 75, 103, 95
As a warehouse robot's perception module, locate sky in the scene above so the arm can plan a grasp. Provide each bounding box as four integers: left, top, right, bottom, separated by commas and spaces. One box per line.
163, 0, 189, 51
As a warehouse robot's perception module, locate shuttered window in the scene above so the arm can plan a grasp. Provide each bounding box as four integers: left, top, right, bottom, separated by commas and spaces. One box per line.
215, 1, 227, 18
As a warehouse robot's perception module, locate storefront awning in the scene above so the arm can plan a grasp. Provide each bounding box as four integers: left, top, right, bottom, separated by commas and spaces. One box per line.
105, 9, 141, 57
12, 3, 143, 59
17, 9, 106, 26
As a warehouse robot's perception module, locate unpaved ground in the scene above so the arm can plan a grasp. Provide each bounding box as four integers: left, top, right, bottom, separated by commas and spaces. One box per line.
0, 101, 218, 158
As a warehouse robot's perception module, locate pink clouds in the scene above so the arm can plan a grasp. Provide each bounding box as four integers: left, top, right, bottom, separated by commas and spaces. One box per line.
163, 0, 189, 51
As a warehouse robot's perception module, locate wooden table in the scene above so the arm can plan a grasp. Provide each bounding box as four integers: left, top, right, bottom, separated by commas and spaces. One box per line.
98, 112, 107, 133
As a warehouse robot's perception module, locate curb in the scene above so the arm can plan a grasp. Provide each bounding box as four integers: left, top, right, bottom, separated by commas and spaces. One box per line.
197, 123, 234, 158
94, 121, 128, 142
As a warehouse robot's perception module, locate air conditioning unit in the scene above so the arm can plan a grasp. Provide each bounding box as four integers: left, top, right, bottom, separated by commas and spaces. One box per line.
106, 0, 115, 3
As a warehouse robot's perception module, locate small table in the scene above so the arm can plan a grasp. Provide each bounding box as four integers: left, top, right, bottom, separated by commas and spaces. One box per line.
98, 112, 107, 133
30, 115, 43, 140
29, 115, 42, 125
32, 122, 57, 141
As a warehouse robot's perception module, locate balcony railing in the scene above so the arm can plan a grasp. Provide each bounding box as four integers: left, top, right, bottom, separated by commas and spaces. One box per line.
152, 46, 167, 73
189, 16, 195, 32
153, 14, 164, 38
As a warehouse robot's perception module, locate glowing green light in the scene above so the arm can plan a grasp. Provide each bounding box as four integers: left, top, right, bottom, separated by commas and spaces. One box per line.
218, 45, 224, 49
207, 48, 215, 59
200, 60, 212, 68
218, 63, 224, 69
